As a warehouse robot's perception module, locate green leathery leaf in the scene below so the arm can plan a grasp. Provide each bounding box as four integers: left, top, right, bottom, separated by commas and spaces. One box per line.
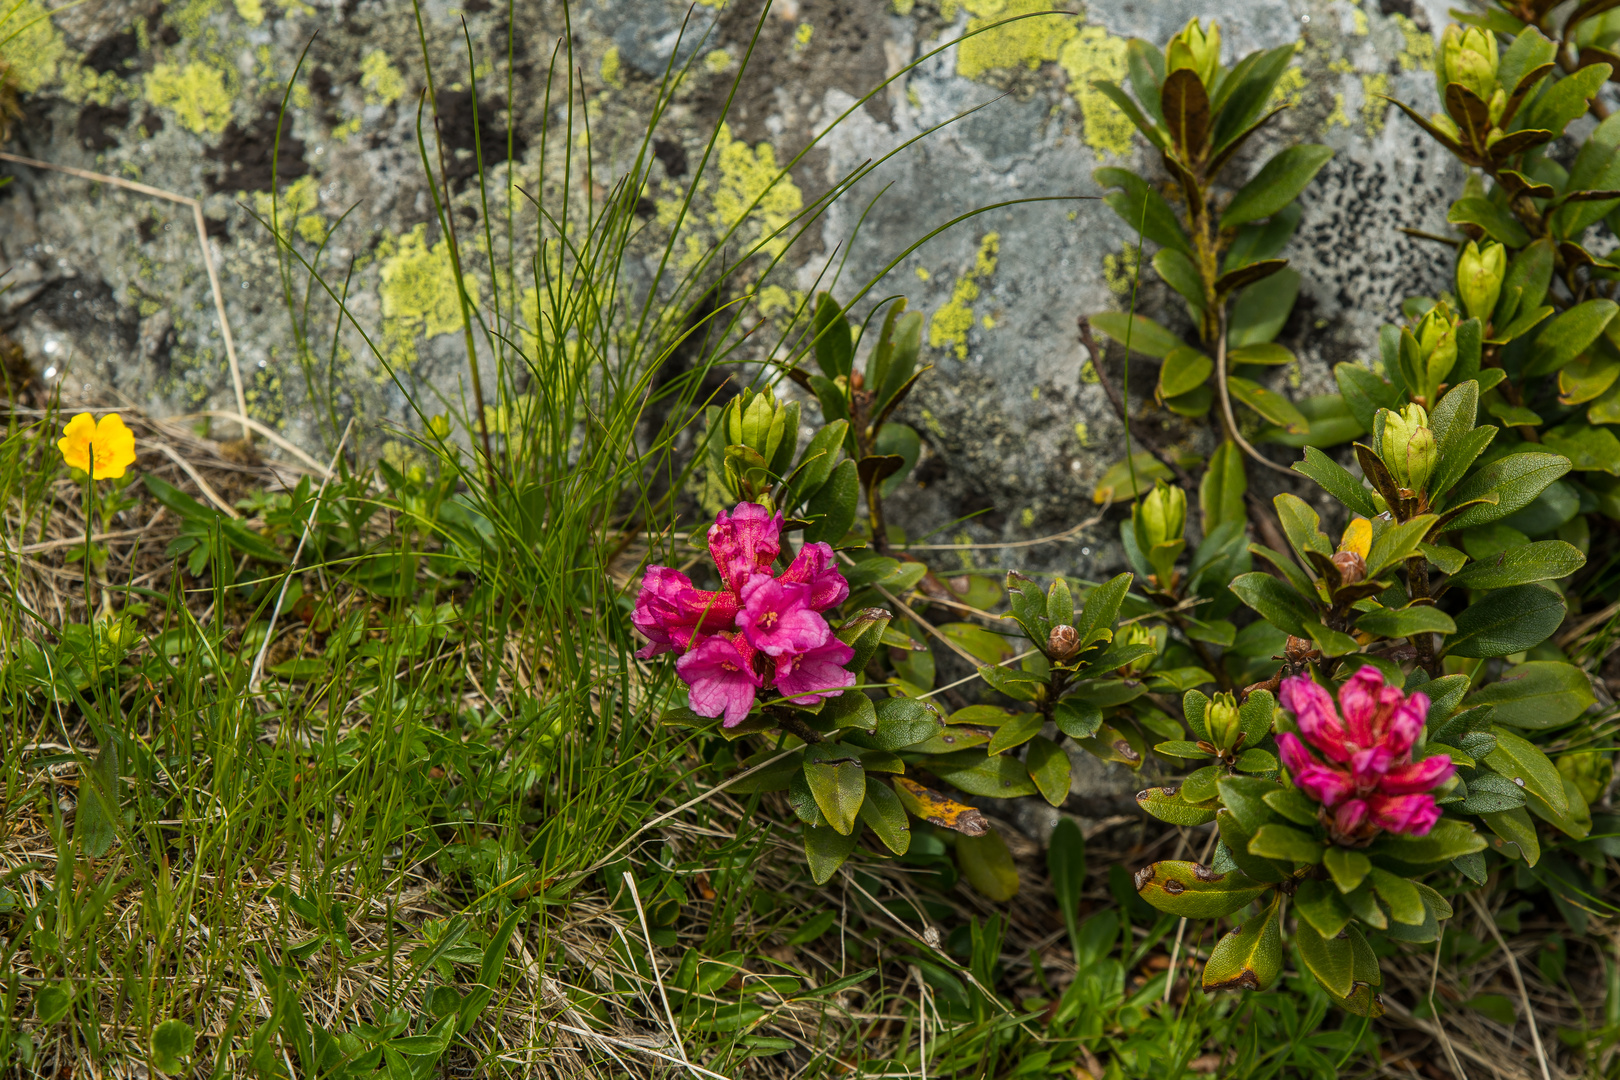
1201, 440, 1248, 531
1247, 822, 1324, 863
923, 750, 1039, 798
1138, 785, 1219, 826
1447, 197, 1531, 247
1444, 584, 1566, 658
1228, 268, 1300, 347
1340, 879, 1387, 929
1485, 726, 1568, 815
1227, 375, 1308, 433
1053, 697, 1104, 740
1541, 421, 1620, 474
1077, 572, 1132, 647
1202, 896, 1284, 992
1365, 514, 1437, 578
873, 423, 922, 497
1221, 145, 1335, 227
813, 292, 854, 380
1216, 809, 1287, 883
1335, 362, 1400, 434
786, 420, 849, 506
858, 777, 911, 855
1323, 847, 1371, 893
1159, 345, 1214, 398
869, 697, 943, 750
1294, 446, 1378, 518
1368, 867, 1425, 925
1238, 689, 1276, 749
1219, 774, 1285, 834
957, 830, 1019, 901
1183, 688, 1210, 741
1526, 298, 1618, 377
1294, 879, 1353, 940
803, 824, 859, 885
1355, 604, 1457, 638
1274, 492, 1332, 567
837, 608, 892, 675
1295, 918, 1355, 998
1228, 572, 1317, 638
1370, 817, 1487, 866
1154, 250, 1208, 313
1096, 167, 1195, 258
1046, 576, 1075, 629
802, 746, 866, 836
1443, 453, 1570, 530
1262, 787, 1320, 826
987, 711, 1044, 756
1427, 425, 1498, 503
1466, 661, 1592, 729
1026, 735, 1071, 807
1481, 806, 1541, 864
150, 1019, 196, 1075
1089, 310, 1185, 359
1132, 860, 1270, 919
802, 458, 858, 544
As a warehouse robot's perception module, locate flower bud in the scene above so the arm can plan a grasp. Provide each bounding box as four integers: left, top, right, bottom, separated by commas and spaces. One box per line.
716, 388, 800, 501
1138, 480, 1187, 550
1439, 23, 1498, 102
1115, 623, 1159, 677
1048, 624, 1080, 662
1379, 403, 1437, 495
1206, 693, 1243, 752
1167, 18, 1221, 88
1406, 302, 1459, 405
1330, 550, 1366, 585
1285, 636, 1314, 664
1456, 239, 1506, 324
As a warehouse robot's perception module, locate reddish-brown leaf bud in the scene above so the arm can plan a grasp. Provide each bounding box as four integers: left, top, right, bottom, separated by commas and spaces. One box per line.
1330, 550, 1367, 585
1285, 636, 1314, 663
1048, 624, 1080, 662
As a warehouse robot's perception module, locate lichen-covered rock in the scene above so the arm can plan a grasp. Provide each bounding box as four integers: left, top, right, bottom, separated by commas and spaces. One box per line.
2, 0, 1460, 558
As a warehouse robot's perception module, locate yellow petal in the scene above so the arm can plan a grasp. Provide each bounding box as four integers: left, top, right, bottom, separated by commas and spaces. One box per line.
1339, 517, 1372, 559
91, 413, 137, 479
58, 412, 97, 473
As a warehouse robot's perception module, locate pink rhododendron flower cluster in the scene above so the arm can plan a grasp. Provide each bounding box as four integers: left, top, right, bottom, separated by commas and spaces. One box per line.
632, 502, 853, 727
1277, 666, 1455, 844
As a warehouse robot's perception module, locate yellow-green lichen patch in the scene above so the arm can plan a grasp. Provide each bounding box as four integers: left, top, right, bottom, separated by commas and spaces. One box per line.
235, 0, 265, 26
704, 49, 732, 74
1102, 244, 1140, 296
0, 0, 66, 93
378, 224, 479, 366
1393, 14, 1434, 72
1361, 73, 1389, 136
956, 0, 1076, 82
146, 62, 234, 134
1058, 25, 1130, 156
1271, 64, 1306, 108
929, 231, 999, 360
254, 176, 326, 244
1324, 91, 1351, 131
709, 122, 804, 261
600, 46, 623, 89
361, 49, 406, 107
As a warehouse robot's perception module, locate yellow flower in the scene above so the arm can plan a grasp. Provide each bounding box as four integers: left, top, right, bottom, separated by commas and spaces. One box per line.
59, 412, 137, 479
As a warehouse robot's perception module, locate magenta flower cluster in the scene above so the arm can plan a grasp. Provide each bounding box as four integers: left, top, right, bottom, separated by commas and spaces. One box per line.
1277, 667, 1455, 843
633, 502, 854, 727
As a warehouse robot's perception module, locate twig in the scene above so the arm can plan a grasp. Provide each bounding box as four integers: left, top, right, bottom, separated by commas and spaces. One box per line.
153, 443, 241, 518
623, 871, 692, 1073
1430, 931, 1471, 1080
1078, 317, 1197, 492
1466, 891, 1553, 1080
901, 513, 1103, 550
1163, 827, 1219, 1003
1214, 308, 1296, 479
0, 151, 249, 440
248, 420, 353, 691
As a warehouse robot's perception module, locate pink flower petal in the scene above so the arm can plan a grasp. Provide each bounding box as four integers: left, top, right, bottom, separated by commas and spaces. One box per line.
1337, 665, 1387, 745
1281, 675, 1350, 762
1382, 692, 1429, 758
708, 502, 783, 593
779, 542, 850, 612
676, 634, 762, 727
737, 574, 830, 657
1332, 798, 1369, 837
1380, 754, 1454, 795
1367, 793, 1442, 836
773, 638, 856, 704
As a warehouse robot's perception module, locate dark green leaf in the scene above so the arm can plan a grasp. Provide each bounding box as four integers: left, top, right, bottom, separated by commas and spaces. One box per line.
1096, 167, 1194, 257
1447, 197, 1531, 246
803, 824, 858, 885
1222, 146, 1334, 227
1229, 572, 1317, 637
813, 293, 853, 379
1445, 584, 1566, 658
1133, 860, 1269, 918
1228, 268, 1300, 347
858, 777, 911, 855
1089, 310, 1184, 358
1202, 897, 1284, 991
1467, 661, 1593, 729
802, 458, 858, 544
1294, 446, 1378, 518
1159, 345, 1213, 398
1295, 918, 1354, 998
1443, 453, 1572, 529
1247, 822, 1324, 863
1138, 785, 1219, 826
1355, 604, 1456, 638
1026, 736, 1072, 807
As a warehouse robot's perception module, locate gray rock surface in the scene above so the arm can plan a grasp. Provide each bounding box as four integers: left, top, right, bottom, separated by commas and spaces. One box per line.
1, 0, 1467, 555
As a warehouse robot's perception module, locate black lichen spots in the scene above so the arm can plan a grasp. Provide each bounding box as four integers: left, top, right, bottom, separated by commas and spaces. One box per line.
653, 137, 688, 178
83, 30, 140, 75
463, 0, 492, 12
76, 103, 130, 152
307, 67, 343, 126
140, 110, 164, 137
204, 214, 229, 240
207, 103, 309, 193
137, 216, 158, 244
432, 90, 527, 193
15, 279, 138, 381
